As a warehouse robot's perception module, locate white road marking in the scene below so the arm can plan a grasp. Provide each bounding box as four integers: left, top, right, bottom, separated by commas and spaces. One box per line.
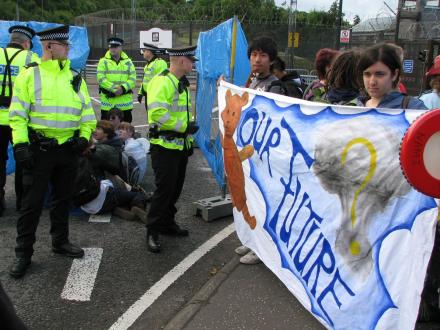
90, 97, 139, 105
108, 223, 235, 330
89, 213, 111, 223
61, 248, 103, 301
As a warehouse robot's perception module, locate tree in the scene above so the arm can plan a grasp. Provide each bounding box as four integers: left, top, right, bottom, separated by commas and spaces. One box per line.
353, 14, 361, 26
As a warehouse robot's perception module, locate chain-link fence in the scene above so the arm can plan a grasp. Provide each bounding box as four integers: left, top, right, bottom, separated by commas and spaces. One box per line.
75, 9, 343, 72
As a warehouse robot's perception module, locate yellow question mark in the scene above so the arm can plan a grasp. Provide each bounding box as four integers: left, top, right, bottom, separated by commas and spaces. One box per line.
341, 137, 377, 256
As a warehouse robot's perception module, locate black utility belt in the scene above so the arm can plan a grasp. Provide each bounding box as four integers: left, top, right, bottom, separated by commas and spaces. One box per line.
29, 134, 74, 152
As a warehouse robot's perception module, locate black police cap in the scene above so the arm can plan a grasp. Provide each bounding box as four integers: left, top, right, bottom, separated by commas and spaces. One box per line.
8, 25, 36, 40
37, 25, 69, 41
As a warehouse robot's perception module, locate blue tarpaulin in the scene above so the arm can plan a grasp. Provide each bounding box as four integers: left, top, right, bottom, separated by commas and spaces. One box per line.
0, 21, 89, 70
195, 18, 250, 188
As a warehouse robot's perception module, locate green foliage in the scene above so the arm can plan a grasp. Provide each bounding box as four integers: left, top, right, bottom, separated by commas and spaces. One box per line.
0, 0, 348, 25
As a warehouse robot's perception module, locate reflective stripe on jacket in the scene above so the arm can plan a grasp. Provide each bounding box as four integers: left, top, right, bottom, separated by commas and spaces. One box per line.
138, 57, 168, 96
147, 71, 193, 151
9, 59, 97, 145
97, 51, 136, 111
0, 47, 39, 125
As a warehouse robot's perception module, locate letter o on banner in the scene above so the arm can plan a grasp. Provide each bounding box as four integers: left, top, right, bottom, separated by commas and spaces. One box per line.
400, 109, 440, 198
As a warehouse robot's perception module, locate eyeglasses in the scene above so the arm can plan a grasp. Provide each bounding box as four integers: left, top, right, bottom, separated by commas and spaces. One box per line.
49, 42, 70, 48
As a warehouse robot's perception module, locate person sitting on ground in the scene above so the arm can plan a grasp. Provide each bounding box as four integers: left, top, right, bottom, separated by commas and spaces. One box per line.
270, 56, 306, 98
93, 119, 123, 151
303, 48, 340, 101
74, 142, 149, 223
420, 61, 440, 109
319, 50, 361, 105
119, 122, 150, 182
109, 107, 123, 134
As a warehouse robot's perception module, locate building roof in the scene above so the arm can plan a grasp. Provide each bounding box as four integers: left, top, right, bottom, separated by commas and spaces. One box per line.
352, 17, 396, 33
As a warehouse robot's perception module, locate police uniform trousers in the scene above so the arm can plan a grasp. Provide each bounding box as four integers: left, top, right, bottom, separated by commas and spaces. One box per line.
0, 125, 22, 207
147, 144, 189, 231
15, 144, 78, 259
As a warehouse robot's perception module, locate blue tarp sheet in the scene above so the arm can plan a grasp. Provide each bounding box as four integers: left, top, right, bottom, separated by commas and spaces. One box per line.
0, 21, 89, 70
195, 18, 250, 188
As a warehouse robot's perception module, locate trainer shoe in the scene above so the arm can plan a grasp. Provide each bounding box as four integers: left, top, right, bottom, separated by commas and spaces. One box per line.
240, 250, 261, 265
234, 245, 251, 256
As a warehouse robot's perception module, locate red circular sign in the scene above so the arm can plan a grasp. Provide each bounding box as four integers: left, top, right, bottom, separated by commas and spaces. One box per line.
400, 109, 440, 198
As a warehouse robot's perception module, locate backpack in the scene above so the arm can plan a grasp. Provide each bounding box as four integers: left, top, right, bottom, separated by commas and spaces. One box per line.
269, 79, 305, 99
73, 157, 101, 207
120, 151, 141, 185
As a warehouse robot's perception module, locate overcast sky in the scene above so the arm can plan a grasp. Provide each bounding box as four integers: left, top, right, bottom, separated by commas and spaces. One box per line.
274, 0, 399, 22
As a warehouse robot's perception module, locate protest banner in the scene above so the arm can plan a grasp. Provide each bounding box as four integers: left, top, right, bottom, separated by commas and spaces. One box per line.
219, 81, 438, 330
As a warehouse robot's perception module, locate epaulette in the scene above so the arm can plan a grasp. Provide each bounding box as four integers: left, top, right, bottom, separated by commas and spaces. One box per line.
160, 69, 170, 76
25, 62, 39, 69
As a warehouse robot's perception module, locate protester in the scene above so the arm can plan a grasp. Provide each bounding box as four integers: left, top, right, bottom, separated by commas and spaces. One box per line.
357, 43, 426, 109
303, 48, 340, 101
320, 50, 361, 105
235, 36, 284, 265
388, 43, 408, 94
118, 122, 149, 182
270, 56, 305, 98
75, 150, 148, 223
420, 62, 440, 109
357, 43, 439, 322
8, 25, 96, 278
304, 48, 339, 101
93, 120, 123, 151
97, 37, 136, 122
108, 107, 124, 134
245, 37, 282, 93
0, 25, 40, 215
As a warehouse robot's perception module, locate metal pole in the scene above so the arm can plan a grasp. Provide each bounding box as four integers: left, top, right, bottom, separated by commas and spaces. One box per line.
335, 0, 343, 50
131, 0, 136, 53
395, 0, 402, 43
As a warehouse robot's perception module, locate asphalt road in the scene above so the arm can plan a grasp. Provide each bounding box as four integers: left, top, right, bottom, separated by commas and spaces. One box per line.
0, 84, 238, 330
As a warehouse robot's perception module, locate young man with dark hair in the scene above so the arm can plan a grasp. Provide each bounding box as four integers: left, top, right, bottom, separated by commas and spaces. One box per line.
236, 37, 283, 265
245, 36, 282, 94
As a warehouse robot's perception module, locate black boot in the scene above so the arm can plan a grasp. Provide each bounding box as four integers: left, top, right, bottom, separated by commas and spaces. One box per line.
9, 257, 31, 278
146, 228, 161, 253
52, 242, 84, 258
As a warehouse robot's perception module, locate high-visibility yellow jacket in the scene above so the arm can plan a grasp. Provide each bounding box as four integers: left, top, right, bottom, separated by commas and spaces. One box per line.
97, 51, 136, 111
147, 70, 194, 151
9, 59, 97, 145
0, 45, 40, 125
138, 57, 168, 97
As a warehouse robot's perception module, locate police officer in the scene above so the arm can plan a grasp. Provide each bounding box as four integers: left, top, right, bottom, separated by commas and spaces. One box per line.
137, 43, 168, 109
146, 46, 199, 253
8, 25, 97, 278
0, 25, 39, 216
97, 37, 136, 122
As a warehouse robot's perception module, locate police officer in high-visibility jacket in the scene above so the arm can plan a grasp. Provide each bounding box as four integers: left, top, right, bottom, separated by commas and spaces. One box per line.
8, 25, 97, 278
97, 37, 136, 122
0, 25, 40, 216
145, 46, 199, 253
137, 43, 168, 109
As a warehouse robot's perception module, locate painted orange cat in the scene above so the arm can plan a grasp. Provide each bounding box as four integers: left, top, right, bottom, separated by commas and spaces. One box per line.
221, 90, 256, 229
